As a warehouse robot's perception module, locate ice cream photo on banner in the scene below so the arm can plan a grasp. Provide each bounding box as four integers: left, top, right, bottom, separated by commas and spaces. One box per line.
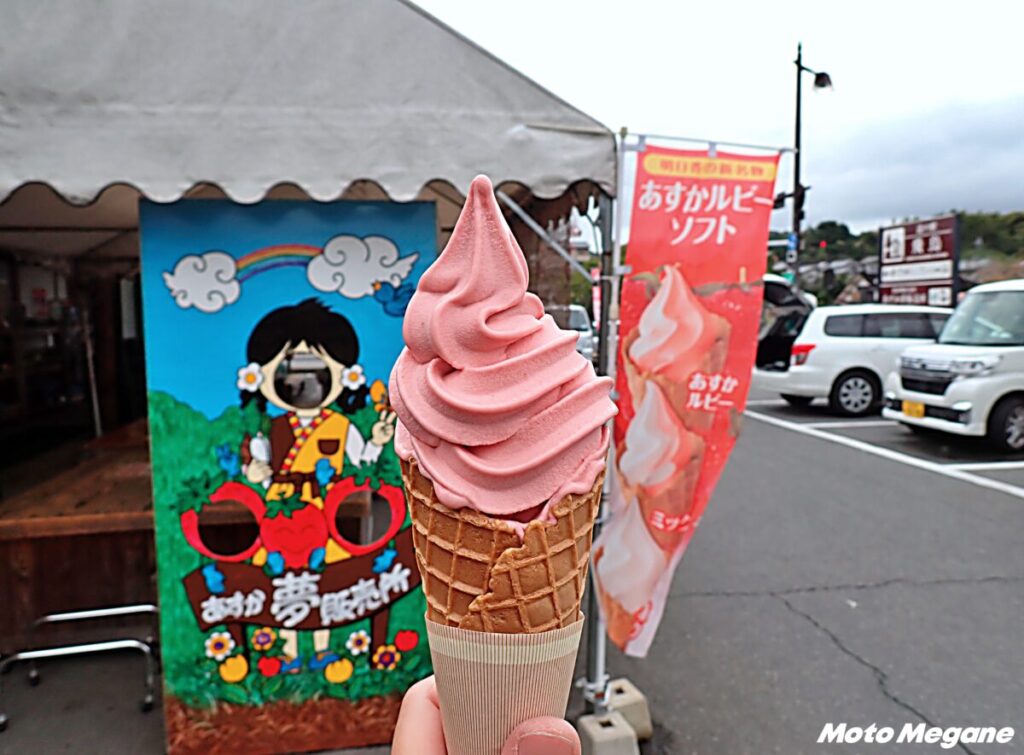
594, 263, 728, 651
389, 175, 615, 755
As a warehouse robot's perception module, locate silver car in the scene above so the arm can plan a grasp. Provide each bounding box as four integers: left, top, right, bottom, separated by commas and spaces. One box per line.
546, 304, 597, 363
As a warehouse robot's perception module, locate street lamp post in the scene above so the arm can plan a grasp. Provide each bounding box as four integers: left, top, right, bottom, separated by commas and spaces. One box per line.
791, 43, 832, 276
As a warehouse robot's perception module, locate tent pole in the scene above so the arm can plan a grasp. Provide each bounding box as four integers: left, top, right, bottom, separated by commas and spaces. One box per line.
581, 195, 613, 716
495, 191, 592, 282
580, 127, 632, 715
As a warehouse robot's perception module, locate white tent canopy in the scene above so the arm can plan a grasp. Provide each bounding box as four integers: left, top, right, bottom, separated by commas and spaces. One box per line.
0, 0, 613, 211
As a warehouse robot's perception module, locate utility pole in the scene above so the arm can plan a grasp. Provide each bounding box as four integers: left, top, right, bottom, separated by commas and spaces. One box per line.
787, 43, 832, 284
792, 43, 804, 277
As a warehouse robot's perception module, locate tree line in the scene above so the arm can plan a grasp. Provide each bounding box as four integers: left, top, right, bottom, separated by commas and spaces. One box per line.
773, 210, 1024, 264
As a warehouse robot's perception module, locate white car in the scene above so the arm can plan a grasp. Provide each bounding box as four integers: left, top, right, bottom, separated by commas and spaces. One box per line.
882, 279, 1024, 451
754, 304, 951, 416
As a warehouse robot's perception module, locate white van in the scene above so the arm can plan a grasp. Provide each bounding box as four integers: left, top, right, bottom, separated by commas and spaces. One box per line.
883, 279, 1024, 451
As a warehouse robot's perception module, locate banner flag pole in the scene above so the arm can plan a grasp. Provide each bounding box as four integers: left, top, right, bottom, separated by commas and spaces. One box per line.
580, 126, 633, 715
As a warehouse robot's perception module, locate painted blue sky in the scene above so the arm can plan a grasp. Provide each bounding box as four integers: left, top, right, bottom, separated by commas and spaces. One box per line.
139, 199, 437, 419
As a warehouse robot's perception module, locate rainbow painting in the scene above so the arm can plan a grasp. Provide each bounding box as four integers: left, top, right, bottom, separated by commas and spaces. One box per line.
235, 244, 320, 282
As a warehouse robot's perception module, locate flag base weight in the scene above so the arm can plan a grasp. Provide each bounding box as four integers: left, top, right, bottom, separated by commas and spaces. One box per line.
605, 677, 653, 740
577, 710, 640, 755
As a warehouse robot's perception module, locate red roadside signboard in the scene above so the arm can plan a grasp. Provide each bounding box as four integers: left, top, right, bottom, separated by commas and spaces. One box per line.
879, 215, 959, 306
593, 146, 779, 656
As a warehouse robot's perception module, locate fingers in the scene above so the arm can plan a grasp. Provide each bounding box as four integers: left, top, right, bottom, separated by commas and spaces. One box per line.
379, 409, 398, 424
392, 676, 447, 755
501, 717, 581, 755
393, 681, 581, 755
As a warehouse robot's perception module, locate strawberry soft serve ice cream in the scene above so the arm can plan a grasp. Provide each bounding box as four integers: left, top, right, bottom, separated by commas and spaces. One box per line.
623, 264, 730, 432
390, 175, 615, 531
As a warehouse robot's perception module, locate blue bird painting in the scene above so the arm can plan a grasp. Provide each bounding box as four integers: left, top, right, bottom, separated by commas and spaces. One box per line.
372, 280, 416, 317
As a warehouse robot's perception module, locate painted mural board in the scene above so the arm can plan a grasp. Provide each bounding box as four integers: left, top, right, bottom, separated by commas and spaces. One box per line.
139, 199, 436, 754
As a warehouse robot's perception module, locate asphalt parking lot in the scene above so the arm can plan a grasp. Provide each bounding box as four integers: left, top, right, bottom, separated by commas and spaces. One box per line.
744, 392, 1024, 496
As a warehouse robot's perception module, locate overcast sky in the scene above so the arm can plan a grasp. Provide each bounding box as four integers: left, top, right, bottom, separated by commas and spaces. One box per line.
416, 0, 1024, 233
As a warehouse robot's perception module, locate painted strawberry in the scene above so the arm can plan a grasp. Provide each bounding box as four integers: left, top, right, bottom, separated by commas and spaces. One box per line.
259, 496, 328, 570
257, 656, 282, 677
394, 630, 419, 652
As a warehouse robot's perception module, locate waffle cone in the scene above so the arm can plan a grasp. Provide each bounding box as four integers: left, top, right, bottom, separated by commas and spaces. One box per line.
622, 320, 730, 432
402, 458, 603, 634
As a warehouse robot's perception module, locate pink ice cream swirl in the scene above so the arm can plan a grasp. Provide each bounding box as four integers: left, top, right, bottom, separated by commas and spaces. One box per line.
389, 175, 615, 532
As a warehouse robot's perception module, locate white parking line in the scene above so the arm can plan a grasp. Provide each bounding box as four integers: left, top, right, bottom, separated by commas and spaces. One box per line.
804, 420, 898, 429
745, 399, 787, 407
745, 409, 1024, 502
947, 460, 1024, 472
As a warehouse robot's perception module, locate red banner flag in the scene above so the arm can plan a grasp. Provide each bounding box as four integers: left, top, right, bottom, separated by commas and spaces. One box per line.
593, 146, 779, 655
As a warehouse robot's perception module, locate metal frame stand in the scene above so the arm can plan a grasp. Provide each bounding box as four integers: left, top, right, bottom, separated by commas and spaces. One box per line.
0, 640, 157, 731
25, 603, 159, 685
0, 603, 159, 732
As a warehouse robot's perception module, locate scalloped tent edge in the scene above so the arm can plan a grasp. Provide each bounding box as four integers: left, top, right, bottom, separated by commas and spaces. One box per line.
0, 0, 615, 246
0, 178, 605, 260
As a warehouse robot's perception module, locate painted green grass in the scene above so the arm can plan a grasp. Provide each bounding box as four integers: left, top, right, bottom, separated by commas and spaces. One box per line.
148, 391, 430, 709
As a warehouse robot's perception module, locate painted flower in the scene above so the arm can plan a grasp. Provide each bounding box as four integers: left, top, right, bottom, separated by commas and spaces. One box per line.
251, 627, 277, 652
324, 658, 354, 684
346, 630, 371, 656
237, 362, 264, 392
369, 379, 389, 412
218, 655, 248, 683
341, 364, 366, 390
394, 630, 420, 652
372, 644, 401, 671
205, 632, 235, 661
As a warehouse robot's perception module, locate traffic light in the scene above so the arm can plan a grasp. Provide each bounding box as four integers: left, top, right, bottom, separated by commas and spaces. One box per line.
819, 240, 827, 250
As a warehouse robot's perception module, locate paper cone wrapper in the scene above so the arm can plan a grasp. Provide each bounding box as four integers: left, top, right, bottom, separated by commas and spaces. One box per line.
426, 617, 585, 755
